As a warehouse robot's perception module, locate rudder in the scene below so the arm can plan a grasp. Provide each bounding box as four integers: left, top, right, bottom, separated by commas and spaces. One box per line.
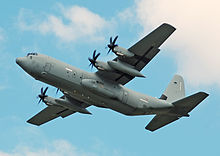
160, 75, 185, 103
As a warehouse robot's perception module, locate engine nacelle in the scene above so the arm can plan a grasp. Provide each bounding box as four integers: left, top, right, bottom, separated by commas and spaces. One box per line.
94, 61, 113, 71
107, 60, 145, 77
43, 96, 91, 114
113, 46, 134, 57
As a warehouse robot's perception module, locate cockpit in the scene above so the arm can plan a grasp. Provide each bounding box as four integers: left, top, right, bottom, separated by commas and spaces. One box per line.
27, 53, 38, 56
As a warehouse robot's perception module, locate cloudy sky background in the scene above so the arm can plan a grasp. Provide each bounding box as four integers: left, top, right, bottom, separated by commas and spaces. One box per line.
0, 0, 219, 155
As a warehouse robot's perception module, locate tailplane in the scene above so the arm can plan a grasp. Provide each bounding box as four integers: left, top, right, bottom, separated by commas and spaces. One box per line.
160, 74, 185, 103
171, 92, 209, 116
146, 92, 209, 131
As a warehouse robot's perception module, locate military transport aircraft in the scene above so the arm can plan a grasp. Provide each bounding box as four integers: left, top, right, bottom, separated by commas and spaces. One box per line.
16, 23, 208, 131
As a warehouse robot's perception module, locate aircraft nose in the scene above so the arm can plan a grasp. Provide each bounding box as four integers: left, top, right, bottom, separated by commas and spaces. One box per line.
16, 57, 23, 66
16, 57, 28, 69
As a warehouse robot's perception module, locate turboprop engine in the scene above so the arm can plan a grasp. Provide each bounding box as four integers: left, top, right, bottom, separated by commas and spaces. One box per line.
88, 50, 113, 71
87, 47, 144, 78
93, 60, 113, 71
107, 36, 134, 57
37, 87, 91, 114
113, 46, 134, 57
107, 60, 145, 77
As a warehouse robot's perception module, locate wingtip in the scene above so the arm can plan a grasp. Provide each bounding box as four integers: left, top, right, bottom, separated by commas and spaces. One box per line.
204, 92, 209, 97
198, 91, 209, 97
27, 120, 40, 126
88, 112, 93, 115
145, 126, 155, 132
162, 23, 176, 31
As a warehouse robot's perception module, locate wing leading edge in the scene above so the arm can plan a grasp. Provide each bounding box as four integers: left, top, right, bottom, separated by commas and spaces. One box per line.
96, 23, 176, 85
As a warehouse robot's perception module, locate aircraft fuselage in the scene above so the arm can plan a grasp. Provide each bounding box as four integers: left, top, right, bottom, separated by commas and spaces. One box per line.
16, 53, 173, 116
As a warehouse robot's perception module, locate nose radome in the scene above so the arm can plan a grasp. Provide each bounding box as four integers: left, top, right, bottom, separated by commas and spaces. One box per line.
16, 57, 26, 68
16, 57, 22, 66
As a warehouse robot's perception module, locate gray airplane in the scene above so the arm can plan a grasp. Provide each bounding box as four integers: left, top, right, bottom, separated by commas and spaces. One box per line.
16, 23, 208, 131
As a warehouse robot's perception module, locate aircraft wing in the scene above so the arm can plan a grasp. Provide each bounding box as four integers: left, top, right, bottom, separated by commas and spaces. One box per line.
27, 105, 76, 126
96, 23, 176, 85
27, 96, 90, 126
145, 115, 179, 132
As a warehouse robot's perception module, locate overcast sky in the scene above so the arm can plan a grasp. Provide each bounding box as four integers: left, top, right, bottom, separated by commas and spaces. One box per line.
0, 0, 219, 155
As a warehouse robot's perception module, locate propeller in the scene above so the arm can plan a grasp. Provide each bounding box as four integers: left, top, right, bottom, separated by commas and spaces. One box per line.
107, 36, 118, 54
88, 50, 100, 69
38, 87, 48, 104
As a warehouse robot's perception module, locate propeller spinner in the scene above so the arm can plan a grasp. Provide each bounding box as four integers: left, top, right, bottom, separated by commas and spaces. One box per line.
88, 50, 100, 69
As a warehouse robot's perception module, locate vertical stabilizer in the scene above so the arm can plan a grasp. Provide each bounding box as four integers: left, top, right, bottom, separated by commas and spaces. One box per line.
160, 75, 185, 103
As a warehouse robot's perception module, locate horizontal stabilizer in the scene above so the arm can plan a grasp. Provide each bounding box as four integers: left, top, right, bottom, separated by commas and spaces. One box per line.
146, 92, 209, 132
172, 92, 209, 115
145, 115, 179, 132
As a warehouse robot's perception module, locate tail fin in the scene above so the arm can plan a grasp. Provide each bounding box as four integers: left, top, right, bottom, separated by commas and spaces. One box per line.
160, 75, 185, 103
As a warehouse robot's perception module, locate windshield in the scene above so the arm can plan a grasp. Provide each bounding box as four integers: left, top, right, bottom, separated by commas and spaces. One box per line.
27, 53, 38, 56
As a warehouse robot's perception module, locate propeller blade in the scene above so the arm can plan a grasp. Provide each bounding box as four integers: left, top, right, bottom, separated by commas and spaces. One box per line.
93, 50, 96, 59
41, 87, 43, 94
107, 48, 111, 54
94, 52, 100, 60
110, 37, 112, 44
43, 87, 48, 95
113, 36, 118, 45
89, 60, 94, 69
91, 64, 94, 69
89, 61, 92, 67
56, 88, 60, 94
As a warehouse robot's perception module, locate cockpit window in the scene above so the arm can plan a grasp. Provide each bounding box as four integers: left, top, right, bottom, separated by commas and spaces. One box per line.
27, 53, 38, 56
